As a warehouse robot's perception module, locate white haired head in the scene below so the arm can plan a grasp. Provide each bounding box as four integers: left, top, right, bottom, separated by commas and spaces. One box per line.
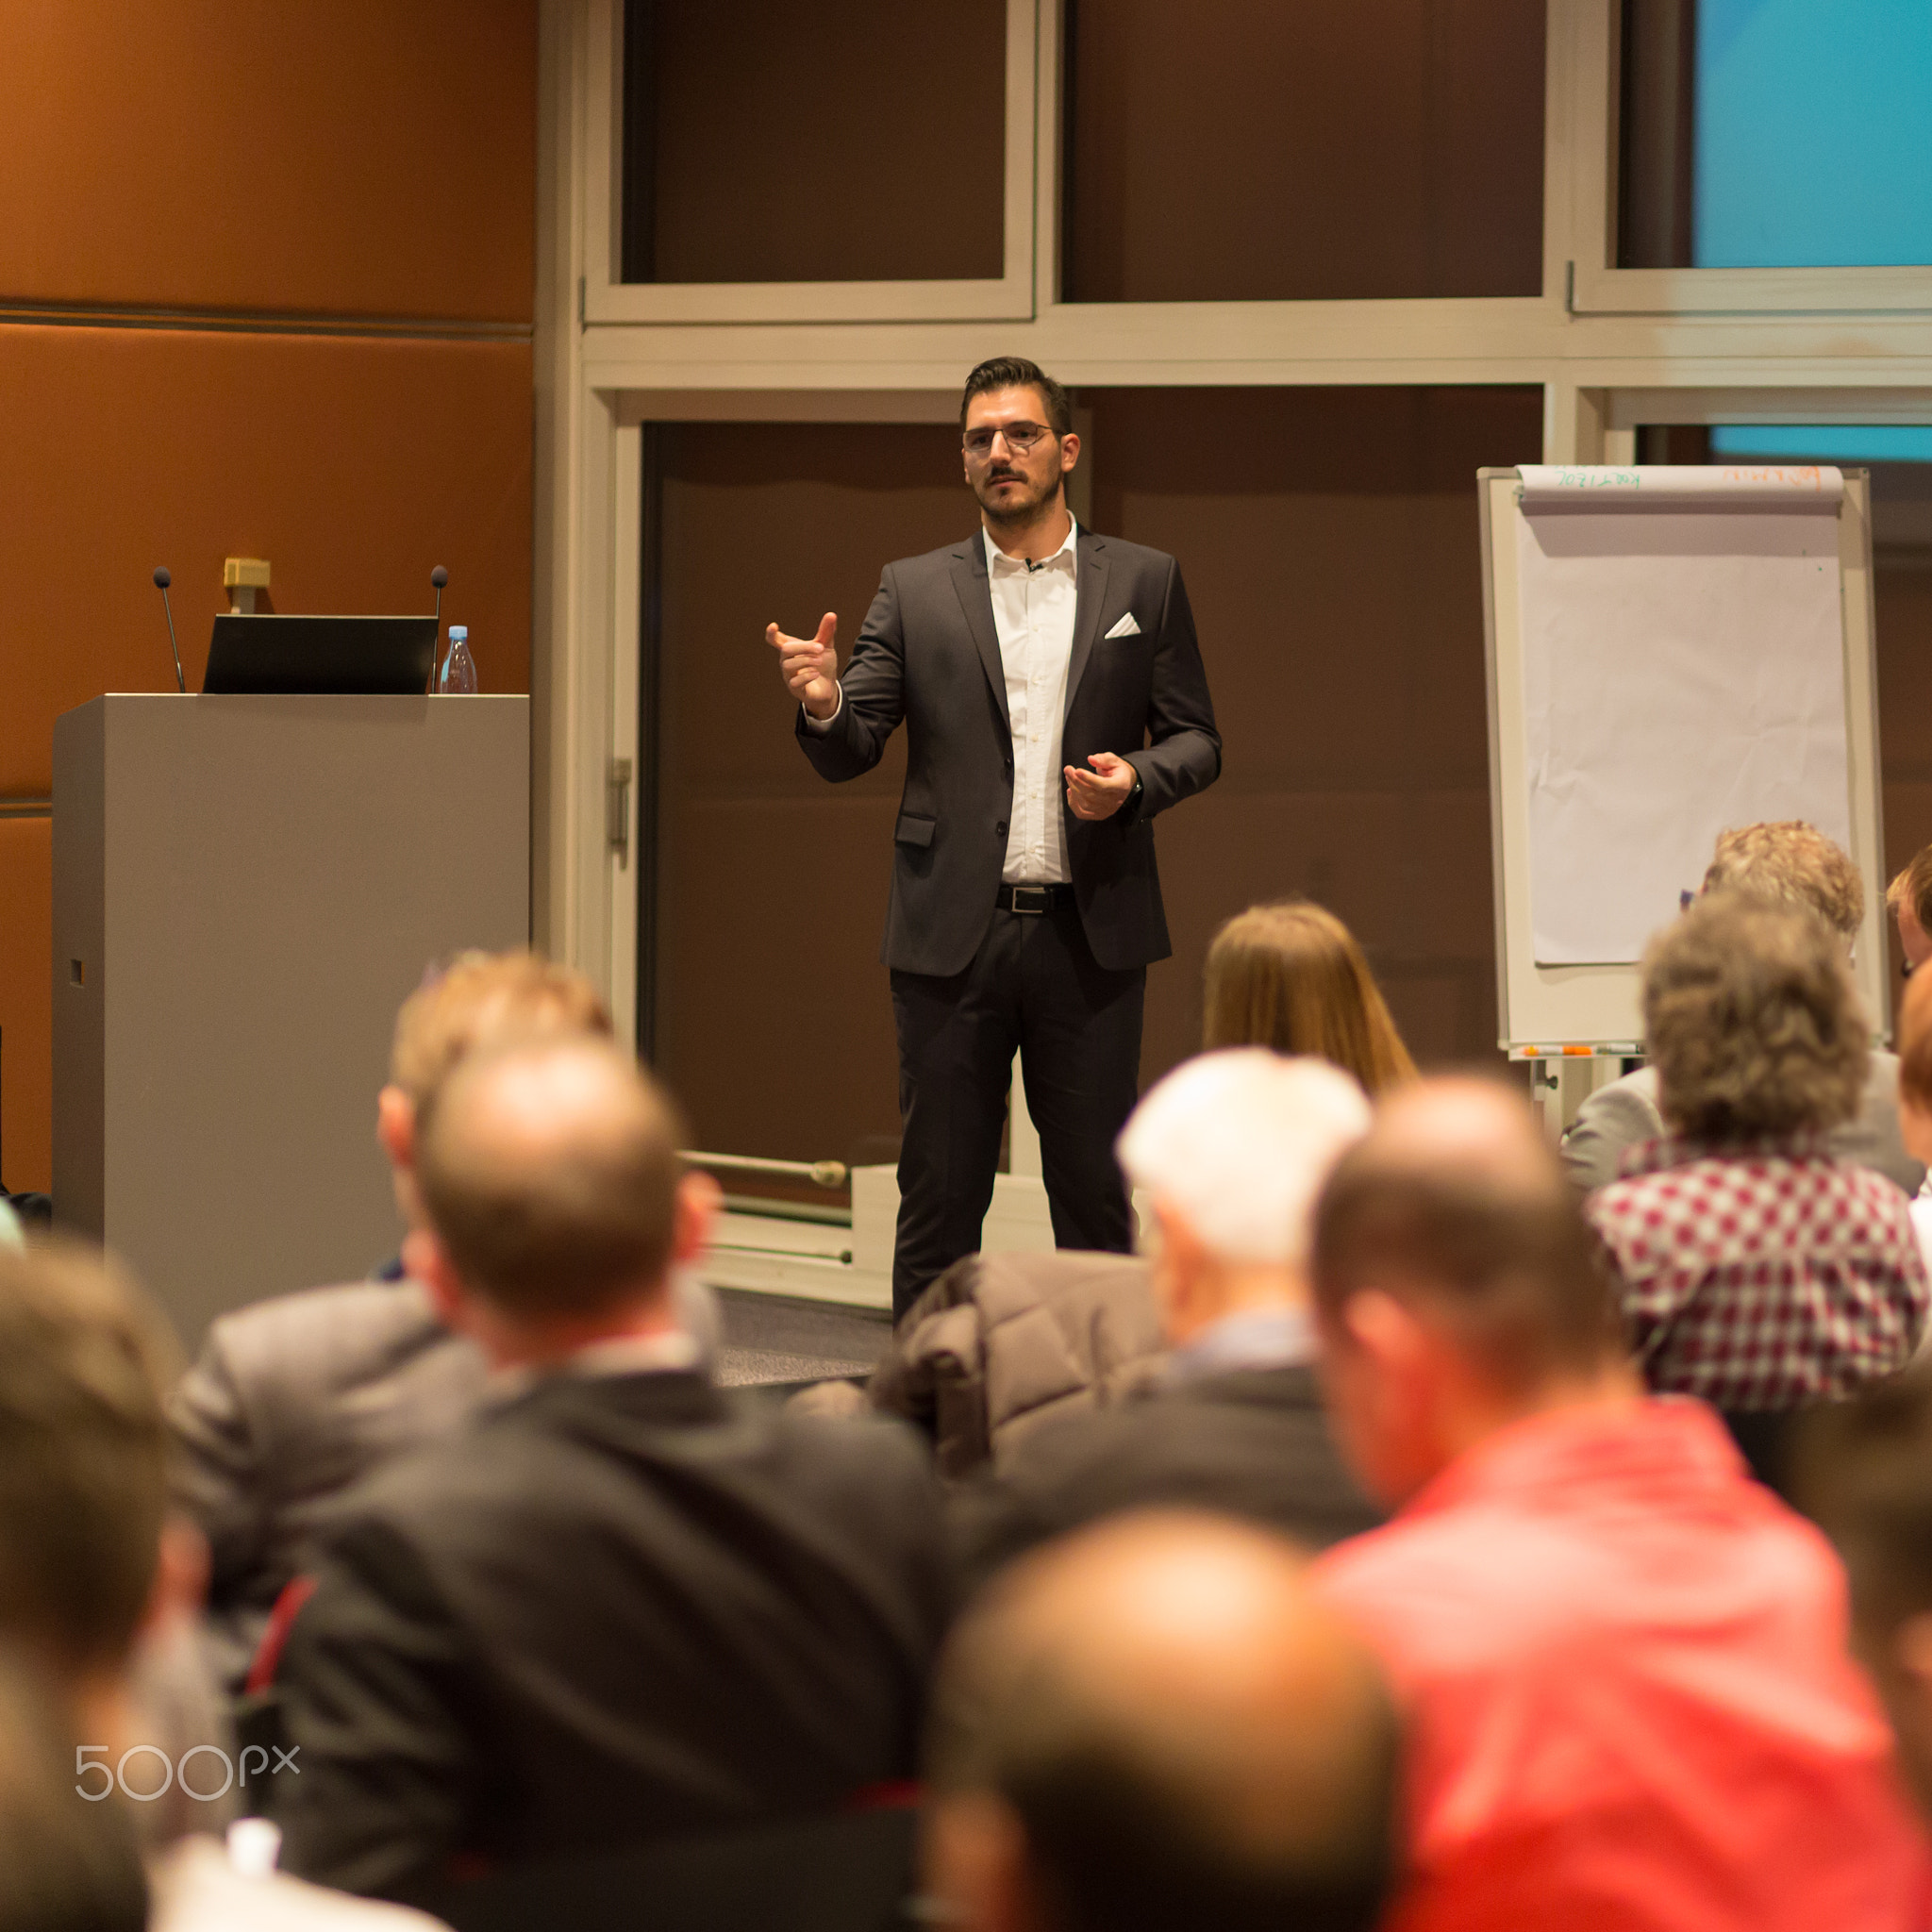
1118, 1050, 1372, 1270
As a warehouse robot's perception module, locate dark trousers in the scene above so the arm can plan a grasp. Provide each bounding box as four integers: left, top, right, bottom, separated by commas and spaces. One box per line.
889, 901, 1145, 1319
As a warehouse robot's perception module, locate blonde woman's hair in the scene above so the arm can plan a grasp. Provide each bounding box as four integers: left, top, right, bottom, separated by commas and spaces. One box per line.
1203, 902, 1417, 1097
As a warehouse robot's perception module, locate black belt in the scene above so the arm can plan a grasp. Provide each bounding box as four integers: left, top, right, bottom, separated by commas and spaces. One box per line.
997, 882, 1076, 915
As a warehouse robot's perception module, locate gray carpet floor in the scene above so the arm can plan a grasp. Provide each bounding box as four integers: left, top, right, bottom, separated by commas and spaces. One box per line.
712, 1288, 892, 1389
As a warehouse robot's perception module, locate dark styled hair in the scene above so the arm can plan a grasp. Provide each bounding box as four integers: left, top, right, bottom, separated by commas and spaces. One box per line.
959, 358, 1073, 438
1644, 891, 1867, 1139
1311, 1098, 1620, 1388
0, 1242, 176, 1673
414, 1035, 686, 1320
1888, 843, 1932, 943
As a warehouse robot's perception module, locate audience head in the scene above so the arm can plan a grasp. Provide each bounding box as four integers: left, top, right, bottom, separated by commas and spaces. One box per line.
1310, 1077, 1624, 1507
924, 1511, 1397, 1932
378, 950, 613, 1223
408, 1035, 712, 1360
1645, 892, 1867, 1141
1702, 820, 1863, 945
1888, 844, 1932, 974
0, 1243, 176, 1681
1203, 902, 1416, 1097
0, 1650, 147, 1932
1117, 1051, 1370, 1346
1897, 970, 1932, 1169
1800, 1364, 1932, 1821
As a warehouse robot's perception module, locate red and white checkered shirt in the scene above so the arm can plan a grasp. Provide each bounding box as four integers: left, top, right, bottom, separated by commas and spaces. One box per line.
1587, 1138, 1928, 1411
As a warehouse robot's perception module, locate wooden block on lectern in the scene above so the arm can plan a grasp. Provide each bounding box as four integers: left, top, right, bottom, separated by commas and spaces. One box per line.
53, 694, 528, 1345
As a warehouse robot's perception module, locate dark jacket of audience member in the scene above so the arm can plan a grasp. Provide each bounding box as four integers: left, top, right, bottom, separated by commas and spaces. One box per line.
277, 1375, 950, 1902
955, 1361, 1377, 1590
870, 1251, 1164, 1479
274, 1037, 954, 1906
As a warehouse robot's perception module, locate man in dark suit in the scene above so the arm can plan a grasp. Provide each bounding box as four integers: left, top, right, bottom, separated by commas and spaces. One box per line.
274, 1036, 951, 1906
954, 1051, 1381, 1590
769, 358, 1221, 1314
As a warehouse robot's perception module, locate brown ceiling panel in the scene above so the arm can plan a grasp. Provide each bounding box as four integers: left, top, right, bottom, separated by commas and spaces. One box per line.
0, 324, 532, 795
0, 4, 535, 320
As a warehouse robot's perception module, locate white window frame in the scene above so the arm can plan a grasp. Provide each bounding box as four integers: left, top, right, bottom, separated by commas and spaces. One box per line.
534, 0, 1932, 1035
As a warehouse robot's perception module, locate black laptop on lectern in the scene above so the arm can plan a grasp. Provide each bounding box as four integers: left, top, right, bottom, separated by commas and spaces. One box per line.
202, 615, 439, 695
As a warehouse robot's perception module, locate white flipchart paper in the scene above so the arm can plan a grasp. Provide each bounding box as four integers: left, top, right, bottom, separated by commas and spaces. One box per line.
1515, 466, 1849, 965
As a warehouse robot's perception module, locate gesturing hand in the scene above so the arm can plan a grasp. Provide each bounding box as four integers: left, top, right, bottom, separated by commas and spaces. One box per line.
765, 612, 840, 720
1065, 752, 1137, 822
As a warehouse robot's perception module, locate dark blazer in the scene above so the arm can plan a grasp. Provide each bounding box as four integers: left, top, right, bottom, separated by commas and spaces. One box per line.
273, 1371, 952, 1906
797, 528, 1221, 974
950, 1362, 1382, 1592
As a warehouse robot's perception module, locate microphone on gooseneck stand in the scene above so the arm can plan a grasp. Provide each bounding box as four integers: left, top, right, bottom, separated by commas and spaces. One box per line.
152, 568, 186, 694
427, 565, 449, 691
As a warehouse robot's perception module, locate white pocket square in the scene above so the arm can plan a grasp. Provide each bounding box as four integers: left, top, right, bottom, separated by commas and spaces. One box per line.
1103, 611, 1141, 640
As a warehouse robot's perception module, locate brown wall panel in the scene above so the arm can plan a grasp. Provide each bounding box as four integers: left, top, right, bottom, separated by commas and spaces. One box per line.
0, 4, 535, 320
0, 819, 52, 1194
1066, 0, 1545, 302
651, 422, 976, 1161
0, 325, 532, 795
631, 0, 1006, 284
1086, 385, 1545, 1083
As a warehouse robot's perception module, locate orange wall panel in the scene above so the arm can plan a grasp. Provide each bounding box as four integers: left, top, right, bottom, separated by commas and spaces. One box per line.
0, 819, 52, 1194
0, 325, 532, 794
0, 4, 535, 321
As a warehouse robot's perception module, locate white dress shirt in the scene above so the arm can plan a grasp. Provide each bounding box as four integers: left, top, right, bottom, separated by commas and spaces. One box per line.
986, 519, 1078, 884
803, 519, 1082, 886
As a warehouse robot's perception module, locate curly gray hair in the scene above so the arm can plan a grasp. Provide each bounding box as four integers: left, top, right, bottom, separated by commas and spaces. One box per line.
1646, 892, 1869, 1140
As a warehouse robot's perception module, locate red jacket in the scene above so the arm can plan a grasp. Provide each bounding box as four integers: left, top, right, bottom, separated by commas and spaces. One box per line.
1316, 1398, 1930, 1932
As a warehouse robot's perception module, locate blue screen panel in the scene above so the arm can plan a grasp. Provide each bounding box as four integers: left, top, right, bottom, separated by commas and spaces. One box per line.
1709, 425, 1932, 463
1696, 0, 1932, 267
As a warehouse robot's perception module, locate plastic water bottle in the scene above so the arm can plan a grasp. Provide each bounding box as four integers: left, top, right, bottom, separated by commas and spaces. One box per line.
440, 624, 477, 694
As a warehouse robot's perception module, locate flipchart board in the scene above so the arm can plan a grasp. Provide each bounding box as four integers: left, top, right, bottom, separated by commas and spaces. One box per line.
1478, 464, 1888, 1058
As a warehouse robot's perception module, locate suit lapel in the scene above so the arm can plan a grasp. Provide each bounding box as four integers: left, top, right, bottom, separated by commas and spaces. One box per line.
1064, 530, 1111, 722
949, 538, 1010, 732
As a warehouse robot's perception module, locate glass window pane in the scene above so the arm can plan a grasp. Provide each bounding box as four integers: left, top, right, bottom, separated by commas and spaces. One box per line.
622, 0, 1006, 284
1623, 0, 1932, 268
1064, 0, 1545, 303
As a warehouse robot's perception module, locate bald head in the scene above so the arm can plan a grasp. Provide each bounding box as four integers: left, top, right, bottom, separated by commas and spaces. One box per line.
414, 1036, 685, 1320
927, 1512, 1396, 1932
1312, 1076, 1619, 1390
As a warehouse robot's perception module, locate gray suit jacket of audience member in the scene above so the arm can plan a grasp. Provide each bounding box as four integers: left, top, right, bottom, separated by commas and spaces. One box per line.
950, 1363, 1381, 1595
169, 1280, 489, 1693
274, 1372, 952, 1907
1561, 1051, 1925, 1197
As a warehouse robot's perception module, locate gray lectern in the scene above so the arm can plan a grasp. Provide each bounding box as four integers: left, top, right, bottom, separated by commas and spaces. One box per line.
53, 694, 528, 1345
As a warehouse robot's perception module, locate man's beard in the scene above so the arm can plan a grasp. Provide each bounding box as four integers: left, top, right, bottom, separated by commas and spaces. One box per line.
974, 465, 1060, 525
